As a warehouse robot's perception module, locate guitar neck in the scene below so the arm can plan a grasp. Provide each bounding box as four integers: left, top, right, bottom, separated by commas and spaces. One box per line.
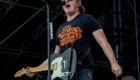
14, 64, 54, 78
29, 64, 54, 72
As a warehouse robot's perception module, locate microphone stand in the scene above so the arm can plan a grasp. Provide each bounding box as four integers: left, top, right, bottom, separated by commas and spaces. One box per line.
44, 2, 51, 80
43, 1, 64, 80
47, 3, 51, 80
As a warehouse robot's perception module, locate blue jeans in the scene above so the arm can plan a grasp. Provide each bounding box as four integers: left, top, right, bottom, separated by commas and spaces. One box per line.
76, 69, 93, 80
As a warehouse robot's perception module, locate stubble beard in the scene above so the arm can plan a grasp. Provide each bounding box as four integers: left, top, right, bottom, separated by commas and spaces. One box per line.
65, 8, 76, 16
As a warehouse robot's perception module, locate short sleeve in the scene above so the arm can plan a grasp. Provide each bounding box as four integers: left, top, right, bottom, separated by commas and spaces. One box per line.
87, 15, 101, 33
56, 38, 59, 45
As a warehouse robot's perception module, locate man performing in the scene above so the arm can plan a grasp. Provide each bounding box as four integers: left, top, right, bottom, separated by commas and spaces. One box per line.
25, 0, 122, 80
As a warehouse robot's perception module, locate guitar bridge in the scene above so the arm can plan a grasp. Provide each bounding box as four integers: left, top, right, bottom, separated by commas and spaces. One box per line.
60, 72, 72, 76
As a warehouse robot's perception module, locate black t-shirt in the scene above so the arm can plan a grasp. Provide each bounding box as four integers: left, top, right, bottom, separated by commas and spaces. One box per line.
56, 14, 101, 69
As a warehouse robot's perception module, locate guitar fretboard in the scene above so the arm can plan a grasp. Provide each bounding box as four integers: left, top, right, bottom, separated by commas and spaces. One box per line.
29, 64, 54, 72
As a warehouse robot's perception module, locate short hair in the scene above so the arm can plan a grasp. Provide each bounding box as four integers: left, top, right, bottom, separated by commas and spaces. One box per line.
79, 5, 85, 13
77, 0, 85, 13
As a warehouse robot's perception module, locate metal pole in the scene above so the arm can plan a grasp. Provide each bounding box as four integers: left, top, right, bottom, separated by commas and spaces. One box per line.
113, 1, 118, 80
127, 1, 133, 76
115, 0, 121, 66
113, 0, 120, 79
0, 0, 18, 22
118, 0, 123, 78
134, 0, 140, 80
46, 2, 51, 80
0, 5, 47, 45
127, 0, 140, 20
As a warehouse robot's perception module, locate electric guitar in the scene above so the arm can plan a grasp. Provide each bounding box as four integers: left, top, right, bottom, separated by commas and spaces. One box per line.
14, 48, 77, 80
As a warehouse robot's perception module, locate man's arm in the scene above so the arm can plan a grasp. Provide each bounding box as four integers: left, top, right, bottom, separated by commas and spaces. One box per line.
92, 29, 122, 77
25, 45, 60, 78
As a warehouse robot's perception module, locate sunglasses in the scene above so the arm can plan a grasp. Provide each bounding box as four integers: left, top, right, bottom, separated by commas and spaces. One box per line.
61, 0, 73, 1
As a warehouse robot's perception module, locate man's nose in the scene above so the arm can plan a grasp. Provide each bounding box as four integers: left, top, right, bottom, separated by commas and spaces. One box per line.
65, 0, 70, 3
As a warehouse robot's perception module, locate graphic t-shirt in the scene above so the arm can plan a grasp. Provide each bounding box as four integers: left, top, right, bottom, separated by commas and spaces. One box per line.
56, 14, 101, 69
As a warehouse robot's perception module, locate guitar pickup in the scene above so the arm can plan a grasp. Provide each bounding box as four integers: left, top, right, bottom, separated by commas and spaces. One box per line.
64, 60, 68, 69
54, 63, 57, 70
61, 60, 69, 69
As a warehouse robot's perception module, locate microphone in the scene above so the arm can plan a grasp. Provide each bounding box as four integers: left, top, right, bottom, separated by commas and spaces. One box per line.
60, 0, 65, 5
43, 0, 66, 5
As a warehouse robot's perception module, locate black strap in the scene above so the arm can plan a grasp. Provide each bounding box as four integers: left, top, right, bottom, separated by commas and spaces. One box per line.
68, 48, 73, 80
77, 45, 91, 65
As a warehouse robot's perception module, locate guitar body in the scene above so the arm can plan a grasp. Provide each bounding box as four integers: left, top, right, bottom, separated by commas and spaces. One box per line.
50, 47, 77, 80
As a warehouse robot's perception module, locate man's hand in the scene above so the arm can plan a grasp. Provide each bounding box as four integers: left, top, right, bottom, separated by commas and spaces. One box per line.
111, 63, 122, 77
25, 67, 37, 78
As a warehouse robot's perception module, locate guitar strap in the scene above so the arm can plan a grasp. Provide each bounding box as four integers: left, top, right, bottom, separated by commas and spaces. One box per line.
77, 45, 91, 67
74, 45, 92, 80
68, 47, 73, 80
81, 45, 91, 63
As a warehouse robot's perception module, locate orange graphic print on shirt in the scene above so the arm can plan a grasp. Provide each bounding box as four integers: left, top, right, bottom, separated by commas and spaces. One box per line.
58, 25, 83, 47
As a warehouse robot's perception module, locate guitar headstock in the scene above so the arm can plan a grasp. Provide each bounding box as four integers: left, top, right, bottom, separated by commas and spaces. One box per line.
14, 68, 26, 78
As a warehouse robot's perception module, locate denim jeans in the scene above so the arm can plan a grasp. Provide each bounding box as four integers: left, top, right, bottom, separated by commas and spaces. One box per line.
76, 69, 93, 80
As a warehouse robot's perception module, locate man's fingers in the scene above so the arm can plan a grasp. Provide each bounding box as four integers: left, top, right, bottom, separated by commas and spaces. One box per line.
25, 67, 32, 77
26, 69, 30, 74
111, 63, 122, 77
118, 69, 122, 77
27, 66, 31, 69
26, 71, 32, 78
112, 70, 118, 77
26, 66, 31, 73
116, 70, 119, 77
113, 69, 122, 77
117, 69, 122, 77
112, 70, 116, 76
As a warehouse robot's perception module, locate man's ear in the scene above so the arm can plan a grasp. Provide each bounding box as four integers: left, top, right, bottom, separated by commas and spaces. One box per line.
77, 1, 81, 6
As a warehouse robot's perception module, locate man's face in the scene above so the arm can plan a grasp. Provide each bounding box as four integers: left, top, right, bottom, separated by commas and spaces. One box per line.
63, 0, 79, 15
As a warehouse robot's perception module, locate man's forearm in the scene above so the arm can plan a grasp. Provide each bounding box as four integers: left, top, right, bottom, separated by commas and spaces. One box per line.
38, 58, 48, 66
101, 42, 117, 65
92, 29, 117, 65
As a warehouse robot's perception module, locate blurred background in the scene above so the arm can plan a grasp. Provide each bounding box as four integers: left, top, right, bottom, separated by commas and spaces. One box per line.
0, 0, 140, 80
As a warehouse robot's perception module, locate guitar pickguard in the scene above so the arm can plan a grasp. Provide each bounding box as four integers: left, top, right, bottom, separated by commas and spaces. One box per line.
50, 48, 77, 80
51, 57, 62, 80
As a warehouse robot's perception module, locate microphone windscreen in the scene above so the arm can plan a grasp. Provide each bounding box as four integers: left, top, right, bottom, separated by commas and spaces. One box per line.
60, 0, 65, 5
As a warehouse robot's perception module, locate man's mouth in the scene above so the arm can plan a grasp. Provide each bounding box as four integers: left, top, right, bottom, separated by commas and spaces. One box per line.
66, 4, 71, 8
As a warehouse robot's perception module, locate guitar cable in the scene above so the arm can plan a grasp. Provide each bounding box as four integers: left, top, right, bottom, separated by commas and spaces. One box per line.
36, 74, 39, 80
36, 73, 43, 80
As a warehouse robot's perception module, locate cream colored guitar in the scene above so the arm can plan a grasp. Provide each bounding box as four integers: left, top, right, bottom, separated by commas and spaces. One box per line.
14, 57, 62, 80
